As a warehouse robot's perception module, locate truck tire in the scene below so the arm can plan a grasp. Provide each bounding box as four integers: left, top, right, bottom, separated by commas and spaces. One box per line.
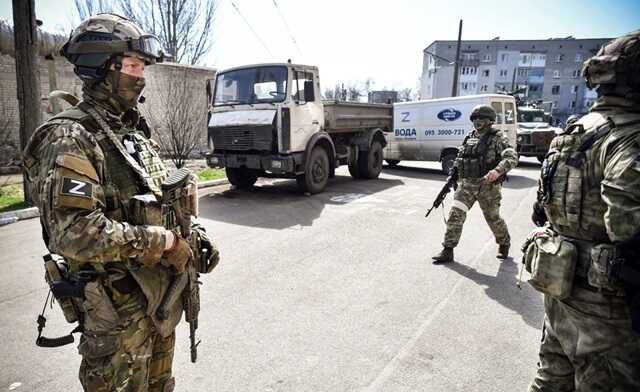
358, 141, 383, 179
226, 167, 258, 189
297, 146, 329, 194
385, 159, 400, 167
348, 161, 361, 179
441, 153, 456, 175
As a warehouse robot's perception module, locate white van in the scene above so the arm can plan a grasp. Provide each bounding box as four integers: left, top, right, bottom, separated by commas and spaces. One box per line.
384, 94, 518, 174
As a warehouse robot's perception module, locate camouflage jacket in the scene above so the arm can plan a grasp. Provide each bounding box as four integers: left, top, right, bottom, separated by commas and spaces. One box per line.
454, 127, 518, 180
23, 102, 168, 269
541, 96, 640, 243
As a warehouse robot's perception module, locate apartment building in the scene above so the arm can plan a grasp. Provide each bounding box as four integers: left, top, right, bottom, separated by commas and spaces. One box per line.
420, 37, 611, 121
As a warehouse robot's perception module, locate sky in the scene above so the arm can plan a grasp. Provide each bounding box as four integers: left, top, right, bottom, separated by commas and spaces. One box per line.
1, 0, 639, 93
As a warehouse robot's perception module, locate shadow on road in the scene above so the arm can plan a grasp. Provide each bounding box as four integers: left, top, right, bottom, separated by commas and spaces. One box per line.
382, 164, 445, 181
443, 258, 544, 329
198, 174, 404, 229
503, 174, 538, 190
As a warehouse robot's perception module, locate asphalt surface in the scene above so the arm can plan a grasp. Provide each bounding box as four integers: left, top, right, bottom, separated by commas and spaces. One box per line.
0, 158, 545, 392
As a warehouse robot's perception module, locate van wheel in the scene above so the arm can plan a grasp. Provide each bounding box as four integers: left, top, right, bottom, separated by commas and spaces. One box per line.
441, 153, 457, 175
385, 159, 400, 167
358, 141, 383, 179
297, 146, 329, 194
226, 167, 258, 189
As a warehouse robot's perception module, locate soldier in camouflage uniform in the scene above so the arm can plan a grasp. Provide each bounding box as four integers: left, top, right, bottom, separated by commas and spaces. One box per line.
432, 105, 518, 264
527, 31, 640, 391
22, 14, 216, 392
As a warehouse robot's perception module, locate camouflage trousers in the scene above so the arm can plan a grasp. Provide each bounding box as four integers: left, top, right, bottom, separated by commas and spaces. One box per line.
79, 310, 176, 392
529, 287, 640, 392
443, 179, 510, 248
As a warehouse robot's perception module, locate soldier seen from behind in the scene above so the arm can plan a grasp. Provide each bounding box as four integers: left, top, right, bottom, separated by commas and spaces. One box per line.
431, 104, 518, 264
22, 14, 219, 392
525, 30, 640, 391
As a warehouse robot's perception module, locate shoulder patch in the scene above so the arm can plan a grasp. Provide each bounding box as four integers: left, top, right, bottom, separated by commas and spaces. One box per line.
60, 177, 93, 198
56, 154, 99, 182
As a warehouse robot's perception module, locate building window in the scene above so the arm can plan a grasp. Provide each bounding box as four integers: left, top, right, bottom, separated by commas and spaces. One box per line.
553, 70, 560, 78
552, 85, 560, 95
571, 100, 577, 109
540, 54, 546, 61
462, 52, 478, 61
575, 53, 583, 62
530, 85, 539, 92
461, 82, 468, 90
572, 85, 579, 94
555, 54, 564, 62
517, 68, 528, 77
572, 69, 580, 78
482, 69, 490, 77
480, 84, 488, 92
552, 101, 558, 109
483, 53, 491, 62
501, 53, 508, 62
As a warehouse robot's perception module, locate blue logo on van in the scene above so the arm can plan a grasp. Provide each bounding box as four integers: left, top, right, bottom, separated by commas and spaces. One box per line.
437, 108, 462, 122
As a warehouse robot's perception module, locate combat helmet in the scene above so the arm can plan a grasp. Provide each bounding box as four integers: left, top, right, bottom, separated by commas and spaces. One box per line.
582, 30, 640, 91
61, 13, 164, 81
470, 105, 497, 122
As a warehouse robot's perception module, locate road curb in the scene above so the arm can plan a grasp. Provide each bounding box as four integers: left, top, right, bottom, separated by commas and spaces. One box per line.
0, 207, 39, 226
0, 179, 229, 227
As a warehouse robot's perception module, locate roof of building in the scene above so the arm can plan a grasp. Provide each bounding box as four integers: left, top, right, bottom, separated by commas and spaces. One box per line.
423, 37, 612, 52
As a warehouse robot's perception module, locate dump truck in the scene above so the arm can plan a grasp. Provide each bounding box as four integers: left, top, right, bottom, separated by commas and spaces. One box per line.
205, 63, 392, 194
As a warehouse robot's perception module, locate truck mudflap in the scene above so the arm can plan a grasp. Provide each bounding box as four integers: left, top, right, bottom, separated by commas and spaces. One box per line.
206, 152, 299, 174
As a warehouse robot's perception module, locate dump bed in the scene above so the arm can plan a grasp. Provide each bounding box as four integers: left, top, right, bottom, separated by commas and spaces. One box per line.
322, 101, 392, 133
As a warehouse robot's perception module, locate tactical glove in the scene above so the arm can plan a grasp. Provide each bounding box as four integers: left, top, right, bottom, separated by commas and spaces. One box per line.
531, 200, 547, 227
163, 236, 192, 273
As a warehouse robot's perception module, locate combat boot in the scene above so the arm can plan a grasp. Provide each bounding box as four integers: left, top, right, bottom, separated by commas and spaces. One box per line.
497, 244, 510, 259
432, 247, 454, 264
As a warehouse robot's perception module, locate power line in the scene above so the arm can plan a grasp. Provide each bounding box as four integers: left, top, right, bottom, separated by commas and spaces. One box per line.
272, 0, 302, 56
229, 0, 275, 59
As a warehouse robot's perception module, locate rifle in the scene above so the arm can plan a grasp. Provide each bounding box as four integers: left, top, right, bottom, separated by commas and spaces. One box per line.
156, 168, 202, 363
425, 168, 458, 218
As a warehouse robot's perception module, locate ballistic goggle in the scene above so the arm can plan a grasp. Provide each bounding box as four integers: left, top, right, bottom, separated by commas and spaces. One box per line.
65, 34, 165, 63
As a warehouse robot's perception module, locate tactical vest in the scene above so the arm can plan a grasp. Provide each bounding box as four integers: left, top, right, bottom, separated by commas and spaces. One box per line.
457, 130, 501, 179
541, 112, 640, 242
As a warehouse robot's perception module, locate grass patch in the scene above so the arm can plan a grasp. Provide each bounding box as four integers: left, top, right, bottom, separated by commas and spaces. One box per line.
197, 168, 226, 182
0, 184, 26, 213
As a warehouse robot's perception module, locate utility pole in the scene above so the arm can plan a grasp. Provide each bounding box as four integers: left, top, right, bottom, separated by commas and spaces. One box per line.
451, 19, 463, 97
12, 0, 41, 205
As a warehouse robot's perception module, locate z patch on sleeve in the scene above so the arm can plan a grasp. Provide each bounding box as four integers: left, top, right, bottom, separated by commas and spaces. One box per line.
61, 177, 93, 198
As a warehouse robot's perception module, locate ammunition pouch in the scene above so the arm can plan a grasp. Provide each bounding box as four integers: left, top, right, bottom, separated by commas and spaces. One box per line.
523, 228, 577, 299
129, 194, 163, 226
78, 332, 121, 359
587, 243, 625, 292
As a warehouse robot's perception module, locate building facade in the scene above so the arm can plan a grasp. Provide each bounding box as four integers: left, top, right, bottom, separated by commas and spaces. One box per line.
420, 37, 610, 122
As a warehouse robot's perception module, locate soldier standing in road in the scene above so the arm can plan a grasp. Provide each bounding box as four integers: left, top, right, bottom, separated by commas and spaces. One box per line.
23, 14, 218, 391
432, 105, 518, 264
526, 31, 640, 391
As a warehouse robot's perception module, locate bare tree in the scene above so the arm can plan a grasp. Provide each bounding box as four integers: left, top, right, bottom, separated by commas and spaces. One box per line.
74, 0, 114, 20
346, 84, 363, 102
398, 88, 413, 102
144, 67, 204, 168
72, 0, 216, 65
119, 0, 216, 65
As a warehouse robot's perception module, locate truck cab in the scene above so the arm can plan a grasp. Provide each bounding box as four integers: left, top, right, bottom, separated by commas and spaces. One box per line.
206, 63, 391, 194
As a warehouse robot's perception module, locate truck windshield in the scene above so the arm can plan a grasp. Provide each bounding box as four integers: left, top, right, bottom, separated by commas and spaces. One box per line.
214, 66, 288, 106
518, 110, 546, 123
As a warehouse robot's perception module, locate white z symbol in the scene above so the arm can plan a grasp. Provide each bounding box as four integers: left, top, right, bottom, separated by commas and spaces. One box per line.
69, 180, 87, 195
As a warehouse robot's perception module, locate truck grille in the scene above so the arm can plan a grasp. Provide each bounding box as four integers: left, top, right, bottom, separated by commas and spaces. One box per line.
209, 125, 274, 152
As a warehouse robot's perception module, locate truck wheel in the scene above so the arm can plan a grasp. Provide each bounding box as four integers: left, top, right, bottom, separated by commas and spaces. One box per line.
358, 141, 383, 179
348, 162, 361, 179
385, 159, 400, 167
226, 167, 258, 189
441, 153, 456, 175
297, 146, 329, 194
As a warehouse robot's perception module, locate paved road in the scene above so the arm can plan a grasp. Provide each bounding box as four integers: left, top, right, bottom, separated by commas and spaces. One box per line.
0, 159, 545, 392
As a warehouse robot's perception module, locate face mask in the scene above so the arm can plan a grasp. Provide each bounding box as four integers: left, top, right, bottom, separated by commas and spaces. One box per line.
115, 72, 146, 110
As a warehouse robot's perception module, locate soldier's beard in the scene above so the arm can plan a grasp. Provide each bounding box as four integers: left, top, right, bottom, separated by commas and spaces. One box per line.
84, 70, 146, 115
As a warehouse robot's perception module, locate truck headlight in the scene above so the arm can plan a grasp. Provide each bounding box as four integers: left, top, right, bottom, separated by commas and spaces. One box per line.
517, 136, 523, 143
271, 160, 283, 169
